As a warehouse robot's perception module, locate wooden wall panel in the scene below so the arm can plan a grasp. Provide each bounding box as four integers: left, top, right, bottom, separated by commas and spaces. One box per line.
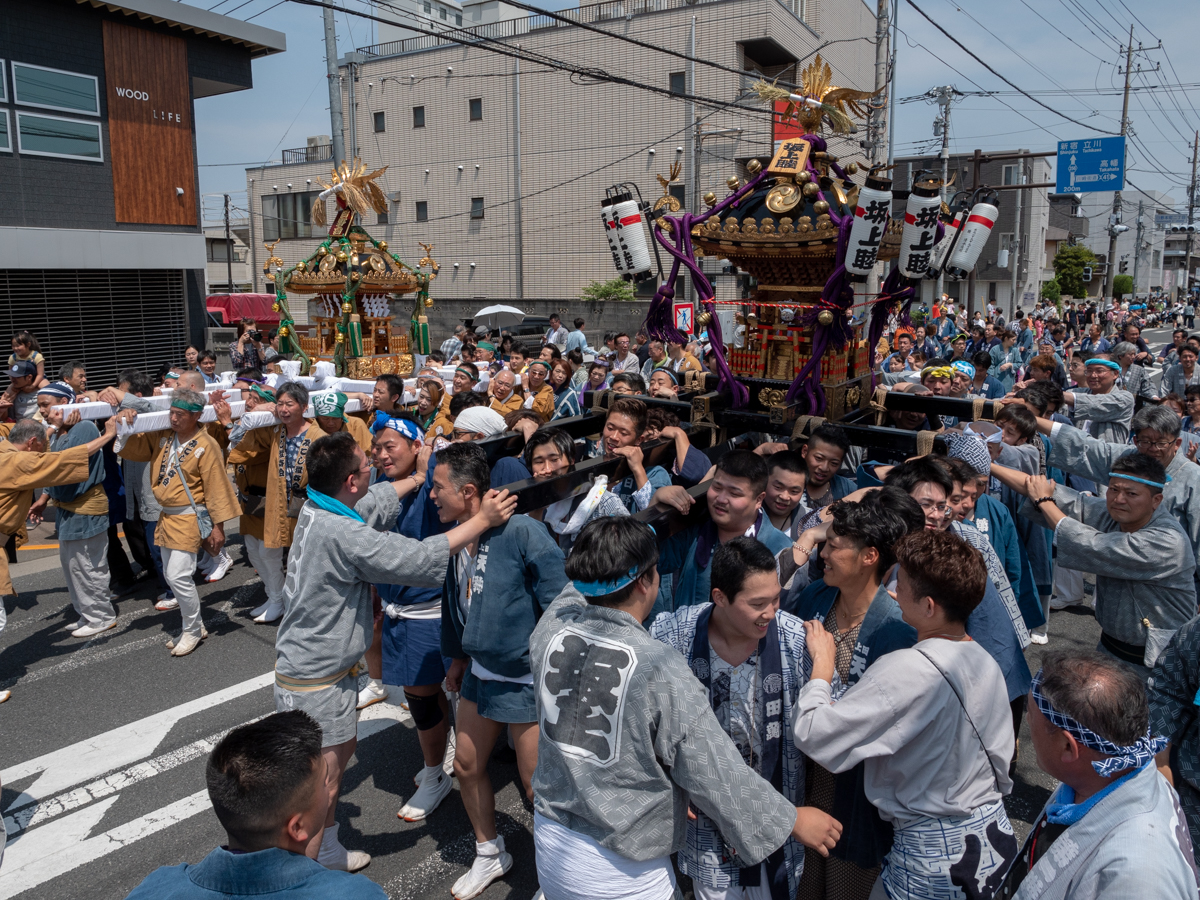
103, 21, 196, 225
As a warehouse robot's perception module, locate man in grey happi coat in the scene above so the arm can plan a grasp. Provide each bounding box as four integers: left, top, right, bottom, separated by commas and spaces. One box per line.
997, 454, 1196, 678
1061, 357, 1133, 445
1034, 405, 1200, 596
530, 517, 821, 900
273, 432, 516, 874
997, 650, 1198, 899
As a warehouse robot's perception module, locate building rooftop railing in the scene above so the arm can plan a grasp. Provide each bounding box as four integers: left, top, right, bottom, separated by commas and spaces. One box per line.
357, 0, 737, 58
281, 144, 333, 165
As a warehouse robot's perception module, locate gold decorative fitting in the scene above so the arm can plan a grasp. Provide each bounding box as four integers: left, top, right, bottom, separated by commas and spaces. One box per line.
336, 251, 348, 262
746, 159, 763, 175
310, 158, 389, 229
424, 296, 434, 307
817, 310, 834, 326
297, 260, 307, 271
797, 170, 812, 184
278, 326, 290, 337
801, 181, 820, 199
846, 162, 860, 175
335, 333, 345, 343
696, 311, 713, 327
379, 241, 388, 251
766, 182, 801, 214
317, 246, 328, 256
741, 219, 759, 235
703, 191, 717, 207
350, 254, 360, 266
271, 302, 281, 312
341, 302, 353, 314
760, 218, 776, 234
813, 200, 830, 215
779, 217, 795, 235
758, 387, 786, 408
351, 272, 360, 282
726, 175, 741, 190
266, 273, 275, 282
724, 217, 741, 233
654, 162, 684, 212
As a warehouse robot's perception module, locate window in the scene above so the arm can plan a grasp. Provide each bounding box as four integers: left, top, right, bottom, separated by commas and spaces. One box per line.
262, 190, 320, 241
999, 233, 1015, 253
469, 98, 482, 121
207, 240, 244, 262
16, 112, 102, 161
455, 13, 462, 25
669, 183, 686, 208
423, 1, 431, 11
1002, 164, 1021, 186
413, 105, 425, 128
0, 59, 6, 102
439, 6, 447, 18
377, 210, 389, 225
416, 201, 428, 222
12, 62, 99, 116
669, 71, 686, 95
1154, 250, 1161, 269
470, 197, 485, 219
0, 111, 9, 153
373, 111, 385, 133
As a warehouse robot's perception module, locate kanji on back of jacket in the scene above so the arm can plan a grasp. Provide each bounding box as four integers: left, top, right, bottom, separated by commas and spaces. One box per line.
601, 55, 998, 433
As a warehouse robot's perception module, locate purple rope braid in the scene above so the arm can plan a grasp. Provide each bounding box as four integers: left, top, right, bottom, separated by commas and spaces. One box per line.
867, 268, 915, 390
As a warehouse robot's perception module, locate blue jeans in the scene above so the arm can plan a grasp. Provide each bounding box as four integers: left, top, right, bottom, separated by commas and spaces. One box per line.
144, 520, 168, 593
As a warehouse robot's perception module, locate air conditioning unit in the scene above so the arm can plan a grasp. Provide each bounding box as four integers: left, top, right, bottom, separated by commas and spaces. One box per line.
307, 135, 331, 149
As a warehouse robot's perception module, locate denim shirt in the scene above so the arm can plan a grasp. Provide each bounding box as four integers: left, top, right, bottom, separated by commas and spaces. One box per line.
123, 846, 387, 899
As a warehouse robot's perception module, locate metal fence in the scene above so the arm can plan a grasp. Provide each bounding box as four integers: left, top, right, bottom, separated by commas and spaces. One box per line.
281, 144, 334, 166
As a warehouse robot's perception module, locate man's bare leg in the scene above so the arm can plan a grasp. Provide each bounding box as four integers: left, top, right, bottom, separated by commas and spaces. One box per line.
453, 698, 505, 842
309, 737, 368, 871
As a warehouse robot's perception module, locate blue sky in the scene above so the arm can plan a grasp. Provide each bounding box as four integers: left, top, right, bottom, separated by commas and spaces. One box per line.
193, 0, 1200, 220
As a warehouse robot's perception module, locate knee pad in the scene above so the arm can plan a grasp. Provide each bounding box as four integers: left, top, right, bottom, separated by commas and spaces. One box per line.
404, 690, 445, 731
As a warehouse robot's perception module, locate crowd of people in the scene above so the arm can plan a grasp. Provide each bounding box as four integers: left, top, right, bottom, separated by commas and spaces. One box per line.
2, 297, 1200, 900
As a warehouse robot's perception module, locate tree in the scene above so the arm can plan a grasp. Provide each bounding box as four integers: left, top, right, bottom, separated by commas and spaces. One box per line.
1040, 278, 1061, 304
1113, 274, 1133, 299
581, 278, 636, 303
1052, 244, 1098, 298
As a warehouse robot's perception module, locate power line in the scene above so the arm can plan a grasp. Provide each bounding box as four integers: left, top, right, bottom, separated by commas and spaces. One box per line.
904, 0, 1119, 135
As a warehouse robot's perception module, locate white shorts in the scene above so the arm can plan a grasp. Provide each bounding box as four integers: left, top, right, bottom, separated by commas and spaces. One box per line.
533, 811, 675, 900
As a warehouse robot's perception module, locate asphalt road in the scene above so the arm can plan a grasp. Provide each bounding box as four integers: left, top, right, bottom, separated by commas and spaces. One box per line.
0, 325, 1173, 899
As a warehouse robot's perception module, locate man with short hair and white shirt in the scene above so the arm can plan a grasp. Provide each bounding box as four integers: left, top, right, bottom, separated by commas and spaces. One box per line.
613, 332, 641, 373
544, 313, 569, 351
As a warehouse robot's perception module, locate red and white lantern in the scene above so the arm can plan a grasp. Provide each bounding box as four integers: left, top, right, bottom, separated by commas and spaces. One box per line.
600, 199, 627, 275
844, 172, 893, 279
611, 195, 654, 282
927, 211, 962, 279
945, 200, 1000, 281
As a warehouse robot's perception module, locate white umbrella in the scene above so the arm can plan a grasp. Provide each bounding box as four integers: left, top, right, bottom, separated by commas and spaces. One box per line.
472, 304, 525, 330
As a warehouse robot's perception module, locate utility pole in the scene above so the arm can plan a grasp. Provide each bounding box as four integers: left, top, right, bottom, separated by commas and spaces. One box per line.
1132, 199, 1144, 296
323, 6, 346, 167
513, 48, 524, 299
685, 15, 697, 305
868, 0, 889, 165
1010, 163, 1023, 315
932, 86, 955, 302
224, 193, 233, 294
886, 0, 898, 167
1187, 131, 1198, 302
1105, 26, 1136, 301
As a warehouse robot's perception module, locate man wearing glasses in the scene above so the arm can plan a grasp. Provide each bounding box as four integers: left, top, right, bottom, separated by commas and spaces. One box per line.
1023, 405, 1200, 603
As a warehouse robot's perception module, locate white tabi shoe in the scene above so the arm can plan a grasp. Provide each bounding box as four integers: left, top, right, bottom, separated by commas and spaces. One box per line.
71, 620, 117, 638
205, 549, 234, 583
166, 627, 208, 652
451, 837, 512, 900
356, 679, 388, 709
397, 766, 453, 821
317, 824, 370, 872
249, 599, 271, 619
252, 599, 284, 624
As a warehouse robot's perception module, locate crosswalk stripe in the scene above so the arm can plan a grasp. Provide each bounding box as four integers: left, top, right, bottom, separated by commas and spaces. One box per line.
0, 701, 413, 898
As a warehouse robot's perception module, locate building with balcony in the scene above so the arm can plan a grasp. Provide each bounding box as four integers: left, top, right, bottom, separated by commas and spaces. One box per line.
246, 0, 877, 325
891, 151, 1051, 316
0, 0, 284, 386
1078, 187, 1175, 300
205, 222, 252, 293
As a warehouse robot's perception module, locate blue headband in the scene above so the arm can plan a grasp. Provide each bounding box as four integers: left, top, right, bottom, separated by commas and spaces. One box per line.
653, 368, 680, 384
1085, 358, 1121, 372
950, 360, 976, 379
1032, 670, 1166, 778
1107, 471, 1171, 490
572, 565, 646, 598
371, 410, 423, 442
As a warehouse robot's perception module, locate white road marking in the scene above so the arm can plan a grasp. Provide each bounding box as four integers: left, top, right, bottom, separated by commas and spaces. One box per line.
0, 791, 209, 900
0, 699, 412, 898
1, 671, 274, 810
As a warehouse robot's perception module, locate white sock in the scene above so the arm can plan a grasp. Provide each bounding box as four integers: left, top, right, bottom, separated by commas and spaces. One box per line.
476, 836, 503, 858
421, 763, 443, 782
366, 678, 383, 692
317, 824, 345, 865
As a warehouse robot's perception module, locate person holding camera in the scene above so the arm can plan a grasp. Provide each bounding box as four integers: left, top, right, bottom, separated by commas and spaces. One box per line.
231, 317, 265, 370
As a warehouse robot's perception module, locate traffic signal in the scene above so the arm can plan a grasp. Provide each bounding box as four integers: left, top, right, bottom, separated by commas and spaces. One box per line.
1082, 266, 1093, 282
1170, 225, 1197, 233
1119, 259, 1129, 274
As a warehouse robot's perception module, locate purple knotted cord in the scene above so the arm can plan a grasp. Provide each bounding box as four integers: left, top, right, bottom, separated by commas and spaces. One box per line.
867, 267, 915, 389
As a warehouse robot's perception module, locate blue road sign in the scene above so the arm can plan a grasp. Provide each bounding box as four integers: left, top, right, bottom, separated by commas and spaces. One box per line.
1056, 136, 1125, 194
